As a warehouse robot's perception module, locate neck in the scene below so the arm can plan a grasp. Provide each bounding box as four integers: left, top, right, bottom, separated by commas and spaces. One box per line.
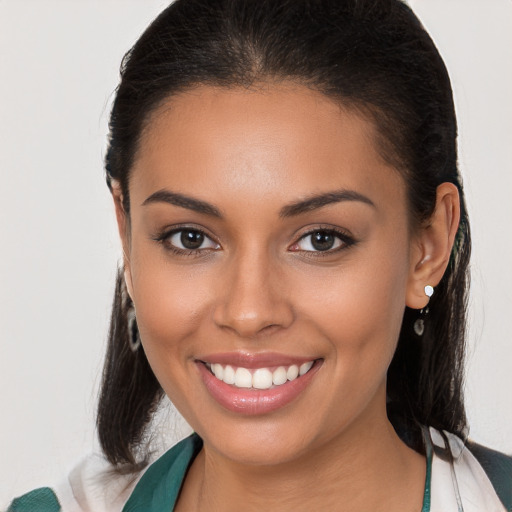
177, 400, 426, 512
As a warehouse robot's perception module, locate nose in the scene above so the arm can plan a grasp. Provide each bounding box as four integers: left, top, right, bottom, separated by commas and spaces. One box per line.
213, 248, 294, 338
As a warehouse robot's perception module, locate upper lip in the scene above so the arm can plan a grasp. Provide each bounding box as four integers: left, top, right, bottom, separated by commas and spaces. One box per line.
196, 351, 319, 369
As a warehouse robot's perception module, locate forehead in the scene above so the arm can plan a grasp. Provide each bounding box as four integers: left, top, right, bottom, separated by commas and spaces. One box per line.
130, 83, 405, 211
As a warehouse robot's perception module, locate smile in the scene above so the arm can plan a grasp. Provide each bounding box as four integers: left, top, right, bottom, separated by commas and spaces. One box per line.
205, 361, 314, 390
197, 356, 322, 415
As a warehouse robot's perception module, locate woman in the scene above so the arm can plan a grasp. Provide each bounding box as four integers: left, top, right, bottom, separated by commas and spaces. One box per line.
7, 0, 512, 510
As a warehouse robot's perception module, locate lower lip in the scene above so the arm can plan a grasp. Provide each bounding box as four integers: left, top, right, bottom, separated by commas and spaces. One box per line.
196, 360, 322, 415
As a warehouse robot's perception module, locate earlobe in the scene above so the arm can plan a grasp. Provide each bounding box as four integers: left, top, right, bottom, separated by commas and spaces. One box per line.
124, 267, 135, 301
111, 180, 134, 300
406, 182, 460, 309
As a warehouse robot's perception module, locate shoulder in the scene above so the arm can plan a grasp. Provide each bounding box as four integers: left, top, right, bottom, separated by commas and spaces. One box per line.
428, 428, 512, 512
5, 434, 202, 512
465, 439, 512, 511
6, 453, 142, 512
7, 487, 61, 512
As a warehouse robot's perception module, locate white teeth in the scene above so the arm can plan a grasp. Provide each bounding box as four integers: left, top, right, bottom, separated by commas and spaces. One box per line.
272, 366, 288, 386
208, 361, 315, 389
234, 367, 253, 388
252, 368, 273, 389
212, 363, 224, 380
223, 365, 235, 385
286, 365, 299, 381
299, 361, 313, 376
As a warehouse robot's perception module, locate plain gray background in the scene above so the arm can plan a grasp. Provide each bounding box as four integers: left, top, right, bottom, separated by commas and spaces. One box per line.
1, 0, 511, 504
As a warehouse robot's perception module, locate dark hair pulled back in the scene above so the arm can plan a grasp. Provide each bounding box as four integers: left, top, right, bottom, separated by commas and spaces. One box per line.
97, 0, 470, 467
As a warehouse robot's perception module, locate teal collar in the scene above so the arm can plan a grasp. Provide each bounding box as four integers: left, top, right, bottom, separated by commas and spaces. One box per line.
421, 427, 433, 512
122, 434, 203, 512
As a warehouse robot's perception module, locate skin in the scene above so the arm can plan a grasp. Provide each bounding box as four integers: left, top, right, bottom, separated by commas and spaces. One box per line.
113, 83, 460, 511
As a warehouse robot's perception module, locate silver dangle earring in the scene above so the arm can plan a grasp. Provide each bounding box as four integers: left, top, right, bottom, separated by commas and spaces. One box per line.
127, 307, 141, 352
413, 308, 428, 336
414, 285, 434, 337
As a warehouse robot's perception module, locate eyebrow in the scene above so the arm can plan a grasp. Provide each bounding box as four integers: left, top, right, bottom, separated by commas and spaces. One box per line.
279, 189, 376, 218
142, 187, 375, 219
142, 190, 222, 218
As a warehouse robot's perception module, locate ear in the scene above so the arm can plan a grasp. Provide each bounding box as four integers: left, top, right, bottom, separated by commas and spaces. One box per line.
111, 180, 135, 300
406, 182, 460, 309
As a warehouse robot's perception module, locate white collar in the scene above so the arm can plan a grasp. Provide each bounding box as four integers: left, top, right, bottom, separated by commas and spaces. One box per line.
428, 428, 506, 512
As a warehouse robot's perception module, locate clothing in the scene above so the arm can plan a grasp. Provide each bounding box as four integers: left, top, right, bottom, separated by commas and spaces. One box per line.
7, 429, 512, 512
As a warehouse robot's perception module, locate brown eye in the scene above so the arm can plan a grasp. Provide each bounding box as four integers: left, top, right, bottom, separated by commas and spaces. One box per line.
165, 229, 219, 252
294, 230, 344, 252
180, 230, 205, 249
310, 231, 336, 251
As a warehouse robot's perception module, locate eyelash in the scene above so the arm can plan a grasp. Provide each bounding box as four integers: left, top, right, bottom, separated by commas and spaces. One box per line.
152, 226, 356, 257
290, 227, 356, 257
152, 225, 220, 257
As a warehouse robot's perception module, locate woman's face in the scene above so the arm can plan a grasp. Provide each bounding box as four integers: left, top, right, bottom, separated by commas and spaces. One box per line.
121, 83, 420, 465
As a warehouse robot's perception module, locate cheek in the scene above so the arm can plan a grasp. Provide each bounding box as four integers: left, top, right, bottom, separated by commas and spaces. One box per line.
128, 246, 215, 359
296, 243, 410, 370
128, 253, 217, 417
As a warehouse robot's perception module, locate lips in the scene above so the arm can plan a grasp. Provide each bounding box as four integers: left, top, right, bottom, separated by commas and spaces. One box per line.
196, 353, 322, 415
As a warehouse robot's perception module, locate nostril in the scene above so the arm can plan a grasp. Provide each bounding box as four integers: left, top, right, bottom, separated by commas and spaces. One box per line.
259, 324, 282, 335
217, 320, 282, 339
